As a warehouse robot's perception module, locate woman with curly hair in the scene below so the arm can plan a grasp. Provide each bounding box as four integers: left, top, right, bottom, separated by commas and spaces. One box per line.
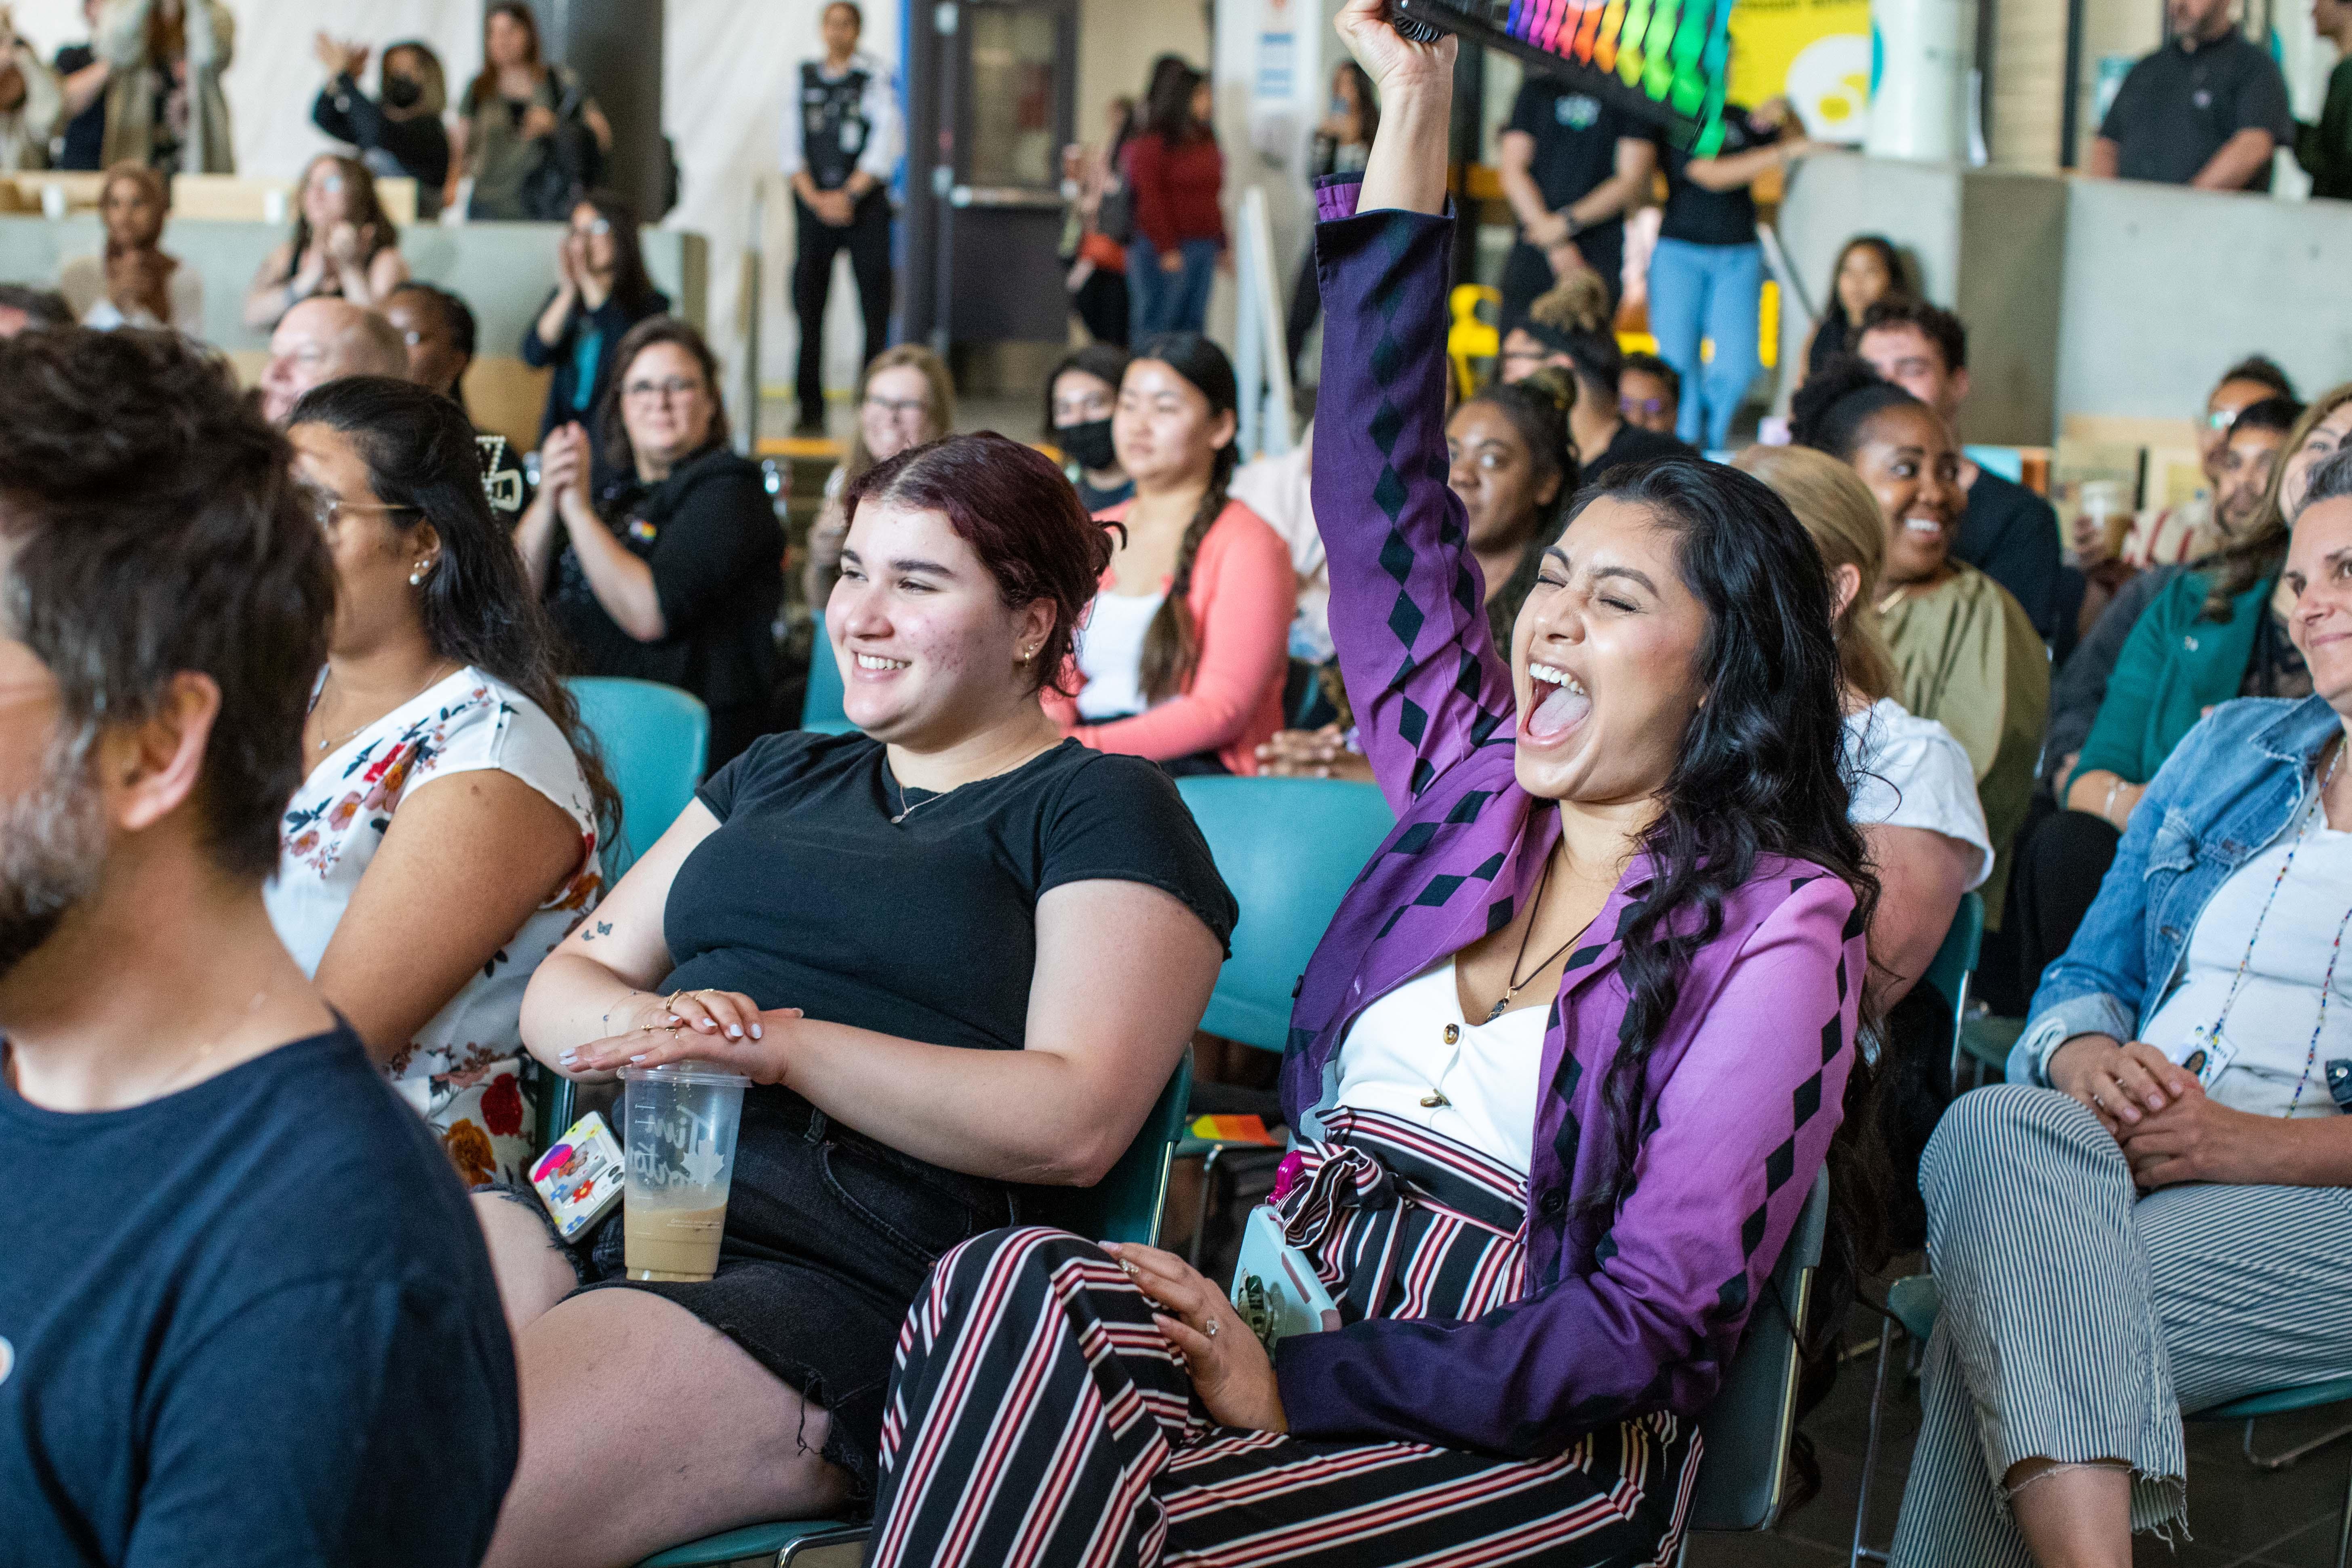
861, 9, 1885, 1562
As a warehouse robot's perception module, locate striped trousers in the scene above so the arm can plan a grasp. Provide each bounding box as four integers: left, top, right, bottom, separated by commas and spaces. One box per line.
1891, 1084, 2352, 1566
868, 1109, 1698, 1567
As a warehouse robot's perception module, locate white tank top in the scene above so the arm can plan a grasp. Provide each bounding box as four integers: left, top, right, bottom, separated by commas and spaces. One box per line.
1335, 960, 1546, 1175
1074, 588, 1167, 721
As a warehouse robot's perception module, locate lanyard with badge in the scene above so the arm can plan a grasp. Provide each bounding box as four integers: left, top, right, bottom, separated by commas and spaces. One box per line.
2181, 747, 2352, 1113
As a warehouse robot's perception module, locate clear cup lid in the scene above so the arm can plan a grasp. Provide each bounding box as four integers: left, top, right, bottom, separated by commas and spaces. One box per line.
619, 1061, 752, 1088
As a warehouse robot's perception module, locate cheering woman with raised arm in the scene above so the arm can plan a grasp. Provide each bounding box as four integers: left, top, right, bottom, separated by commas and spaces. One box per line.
862, 7, 1881, 1564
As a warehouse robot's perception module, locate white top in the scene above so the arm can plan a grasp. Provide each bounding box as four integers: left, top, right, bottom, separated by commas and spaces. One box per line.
1229, 435, 1331, 662
2141, 788, 2352, 1118
1335, 960, 1546, 1174
1843, 699, 1994, 890
57, 253, 206, 336
266, 669, 602, 1090
778, 49, 903, 184
1074, 587, 1166, 721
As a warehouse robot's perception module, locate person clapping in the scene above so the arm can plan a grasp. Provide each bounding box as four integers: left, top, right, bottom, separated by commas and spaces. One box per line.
309, 32, 450, 218
243, 153, 409, 331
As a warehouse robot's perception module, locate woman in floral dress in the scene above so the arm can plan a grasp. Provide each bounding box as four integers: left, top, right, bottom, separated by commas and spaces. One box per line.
266, 375, 615, 1184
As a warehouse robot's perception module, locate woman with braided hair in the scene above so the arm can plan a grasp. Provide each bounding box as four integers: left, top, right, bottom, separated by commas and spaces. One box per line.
1045, 330, 1295, 774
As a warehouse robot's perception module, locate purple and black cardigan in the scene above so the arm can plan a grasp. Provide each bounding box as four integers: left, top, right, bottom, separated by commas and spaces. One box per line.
1268, 177, 1865, 1459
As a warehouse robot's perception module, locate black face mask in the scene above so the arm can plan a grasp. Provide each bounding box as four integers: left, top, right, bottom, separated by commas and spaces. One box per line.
1056, 417, 1116, 474
382, 75, 424, 110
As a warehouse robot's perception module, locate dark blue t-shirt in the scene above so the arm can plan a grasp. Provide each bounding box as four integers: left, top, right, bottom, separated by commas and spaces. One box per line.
0, 1028, 518, 1568
51, 45, 105, 170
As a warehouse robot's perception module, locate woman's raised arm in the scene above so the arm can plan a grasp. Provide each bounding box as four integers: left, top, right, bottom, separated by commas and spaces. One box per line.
1309, 6, 1514, 813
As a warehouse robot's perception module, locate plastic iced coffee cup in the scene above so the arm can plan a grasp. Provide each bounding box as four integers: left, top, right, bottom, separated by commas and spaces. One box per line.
620, 1061, 750, 1282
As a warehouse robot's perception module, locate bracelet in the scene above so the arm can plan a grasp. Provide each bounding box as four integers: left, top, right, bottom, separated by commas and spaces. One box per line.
2102, 777, 2124, 823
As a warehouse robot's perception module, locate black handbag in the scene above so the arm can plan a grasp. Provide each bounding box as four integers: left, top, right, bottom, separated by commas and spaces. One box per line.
519, 69, 605, 221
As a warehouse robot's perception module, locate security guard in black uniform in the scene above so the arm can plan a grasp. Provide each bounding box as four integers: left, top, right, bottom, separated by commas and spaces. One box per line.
783, 0, 901, 435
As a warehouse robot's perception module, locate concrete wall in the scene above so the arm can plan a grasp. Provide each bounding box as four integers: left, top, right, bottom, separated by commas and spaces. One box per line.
2055, 177, 2352, 418
1774, 152, 2352, 440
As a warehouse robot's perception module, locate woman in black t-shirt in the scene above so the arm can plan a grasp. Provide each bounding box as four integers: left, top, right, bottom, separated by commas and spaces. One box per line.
516, 317, 779, 771
1646, 100, 1817, 450
476, 432, 1236, 1566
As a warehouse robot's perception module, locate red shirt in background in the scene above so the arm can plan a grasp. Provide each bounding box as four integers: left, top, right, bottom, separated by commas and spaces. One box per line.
1124, 131, 1227, 255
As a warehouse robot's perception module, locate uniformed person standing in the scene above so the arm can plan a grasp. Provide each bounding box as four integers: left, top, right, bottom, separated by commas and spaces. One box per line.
782, 0, 902, 435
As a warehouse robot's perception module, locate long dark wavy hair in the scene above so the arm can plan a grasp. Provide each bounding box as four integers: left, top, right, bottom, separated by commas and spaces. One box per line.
287, 375, 621, 850
1561, 458, 1889, 1494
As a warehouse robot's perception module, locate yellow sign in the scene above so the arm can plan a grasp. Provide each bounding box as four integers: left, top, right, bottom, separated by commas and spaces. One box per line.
1726, 0, 1873, 139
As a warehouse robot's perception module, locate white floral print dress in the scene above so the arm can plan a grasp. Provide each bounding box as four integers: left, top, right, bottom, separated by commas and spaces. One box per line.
266, 669, 602, 1186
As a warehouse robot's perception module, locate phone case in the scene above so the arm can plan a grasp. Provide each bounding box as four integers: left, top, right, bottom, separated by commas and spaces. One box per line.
530, 1110, 627, 1242
1230, 1206, 1343, 1351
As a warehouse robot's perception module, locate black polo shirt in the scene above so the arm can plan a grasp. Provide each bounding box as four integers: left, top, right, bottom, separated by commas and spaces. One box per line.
2099, 29, 2291, 189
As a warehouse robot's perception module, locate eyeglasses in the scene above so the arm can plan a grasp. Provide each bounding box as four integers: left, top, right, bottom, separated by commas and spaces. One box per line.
863, 395, 930, 418
313, 494, 423, 533
624, 376, 703, 402
2208, 407, 2247, 430
571, 218, 613, 238
1621, 396, 1670, 418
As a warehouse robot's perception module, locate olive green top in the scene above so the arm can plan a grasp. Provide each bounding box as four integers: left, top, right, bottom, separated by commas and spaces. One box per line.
1881, 562, 2051, 928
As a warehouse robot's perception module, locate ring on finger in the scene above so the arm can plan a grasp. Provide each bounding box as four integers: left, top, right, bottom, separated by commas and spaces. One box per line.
1204, 1315, 1219, 1340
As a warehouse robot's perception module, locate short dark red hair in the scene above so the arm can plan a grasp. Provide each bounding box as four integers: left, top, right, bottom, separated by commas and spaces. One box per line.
843, 432, 1114, 695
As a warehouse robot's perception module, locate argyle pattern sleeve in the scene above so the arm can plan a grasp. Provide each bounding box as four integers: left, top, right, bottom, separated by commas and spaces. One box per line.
1273, 175, 1864, 1458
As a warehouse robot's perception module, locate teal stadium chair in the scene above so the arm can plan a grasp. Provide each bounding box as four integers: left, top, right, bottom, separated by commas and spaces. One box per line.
569, 677, 710, 884
630, 1054, 1196, 1568
1926, 891, 1985, 1089
1678, 1169, 1831, 1562
1170, 777, 1397, 1263
801, 639, 856, 734
1172, 777, 1396, 1050
1851, 1273, 2352, 1568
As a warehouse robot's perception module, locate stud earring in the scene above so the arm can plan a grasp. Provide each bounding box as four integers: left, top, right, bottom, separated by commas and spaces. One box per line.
409, 560, 432, 587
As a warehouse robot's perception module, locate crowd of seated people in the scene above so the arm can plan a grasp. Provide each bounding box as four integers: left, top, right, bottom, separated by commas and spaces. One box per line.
2013, 384, 2352, 995
13, 2, 2352, 1566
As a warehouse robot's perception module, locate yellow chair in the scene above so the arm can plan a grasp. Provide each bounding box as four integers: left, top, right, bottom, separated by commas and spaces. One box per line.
1446, 283, 1499, 400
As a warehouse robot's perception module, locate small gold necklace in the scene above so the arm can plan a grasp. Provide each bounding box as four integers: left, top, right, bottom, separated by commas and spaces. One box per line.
311, 661, 459, 756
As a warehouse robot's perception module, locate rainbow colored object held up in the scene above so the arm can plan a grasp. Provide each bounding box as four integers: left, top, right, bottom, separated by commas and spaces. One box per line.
1392, 0, 1734, 154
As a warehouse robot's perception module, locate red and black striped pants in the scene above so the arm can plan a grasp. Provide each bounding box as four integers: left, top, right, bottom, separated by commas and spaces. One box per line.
869, 1109, 1699, 1567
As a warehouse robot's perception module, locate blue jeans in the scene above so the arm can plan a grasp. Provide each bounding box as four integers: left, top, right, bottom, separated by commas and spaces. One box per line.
1126, 236, 1218, 342
1645, 237, 1763, 450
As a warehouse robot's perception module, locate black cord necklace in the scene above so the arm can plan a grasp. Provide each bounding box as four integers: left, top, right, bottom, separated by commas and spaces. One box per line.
1486, 851, 1587, 1023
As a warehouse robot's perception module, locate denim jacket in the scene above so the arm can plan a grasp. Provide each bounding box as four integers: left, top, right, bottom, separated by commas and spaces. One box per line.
2013, 694, 2343, 1084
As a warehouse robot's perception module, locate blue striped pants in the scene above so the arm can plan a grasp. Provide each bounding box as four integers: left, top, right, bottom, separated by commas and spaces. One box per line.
1891, 1084, 2352, 1565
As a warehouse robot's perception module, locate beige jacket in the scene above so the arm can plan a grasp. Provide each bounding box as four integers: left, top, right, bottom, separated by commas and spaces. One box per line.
96, 0, 234, 175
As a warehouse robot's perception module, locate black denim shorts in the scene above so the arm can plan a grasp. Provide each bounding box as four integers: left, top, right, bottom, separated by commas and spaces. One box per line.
548, 1088, 1017, 1500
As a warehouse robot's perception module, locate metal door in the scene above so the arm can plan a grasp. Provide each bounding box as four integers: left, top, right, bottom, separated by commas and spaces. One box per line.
905, 0, 1078, 355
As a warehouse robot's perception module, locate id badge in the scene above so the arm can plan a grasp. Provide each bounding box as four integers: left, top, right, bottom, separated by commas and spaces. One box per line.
2181, 1034, 2236, 1090
1229, 1206, 1341, 1351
